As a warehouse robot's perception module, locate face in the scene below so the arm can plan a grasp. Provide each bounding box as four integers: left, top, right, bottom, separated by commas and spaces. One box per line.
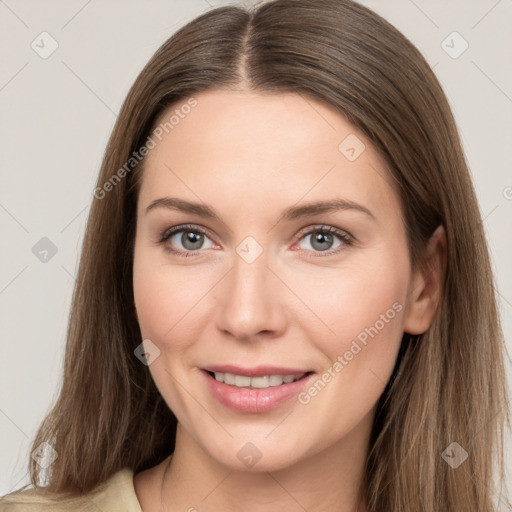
132, 89, 424, 471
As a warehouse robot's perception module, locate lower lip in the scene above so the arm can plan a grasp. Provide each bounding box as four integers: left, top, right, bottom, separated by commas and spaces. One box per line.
202, 370, 314, 413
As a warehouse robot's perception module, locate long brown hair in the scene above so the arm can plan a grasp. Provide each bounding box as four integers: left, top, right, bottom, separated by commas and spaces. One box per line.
8, 0, 510, 510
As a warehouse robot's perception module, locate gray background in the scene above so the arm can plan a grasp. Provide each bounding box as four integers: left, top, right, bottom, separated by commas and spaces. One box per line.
1, 0, 511, 505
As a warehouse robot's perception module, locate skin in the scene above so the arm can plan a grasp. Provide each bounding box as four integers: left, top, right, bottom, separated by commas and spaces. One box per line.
132, 89, 446, 511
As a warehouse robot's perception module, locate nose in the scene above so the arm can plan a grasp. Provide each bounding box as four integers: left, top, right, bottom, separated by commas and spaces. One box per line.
214, 247, 288, 342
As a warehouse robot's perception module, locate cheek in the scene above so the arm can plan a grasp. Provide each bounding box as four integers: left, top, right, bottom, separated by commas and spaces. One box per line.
133, 245, 197, 349
334, 270, 406, 358
296, 255, 408, 423
292, 288, 406, 447
132, 246, 205, 414
293, 248, 409, 392
133, 244, 227, 374
294, 257, 407, 350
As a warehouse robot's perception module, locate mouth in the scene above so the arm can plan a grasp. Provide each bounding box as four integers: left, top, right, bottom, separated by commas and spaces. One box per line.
201, 368, 316, 413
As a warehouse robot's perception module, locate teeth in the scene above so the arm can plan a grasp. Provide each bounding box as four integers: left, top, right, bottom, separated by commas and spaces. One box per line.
235, 375, 251, 387
269, 375, 283, 386
212, 372, 306, 388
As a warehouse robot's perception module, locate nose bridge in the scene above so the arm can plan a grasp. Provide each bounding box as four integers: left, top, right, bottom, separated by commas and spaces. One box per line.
232, 239, 269, 295
215, 235, 286, 339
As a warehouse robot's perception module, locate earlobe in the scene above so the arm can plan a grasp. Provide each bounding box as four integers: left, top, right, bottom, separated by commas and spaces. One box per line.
403, 225, 447, 335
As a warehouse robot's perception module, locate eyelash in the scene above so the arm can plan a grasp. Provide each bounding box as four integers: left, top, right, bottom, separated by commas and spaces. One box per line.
157, 223, 354, 258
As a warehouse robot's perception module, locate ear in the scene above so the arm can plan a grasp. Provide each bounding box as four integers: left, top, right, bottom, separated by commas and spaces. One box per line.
403, 225, 446, 335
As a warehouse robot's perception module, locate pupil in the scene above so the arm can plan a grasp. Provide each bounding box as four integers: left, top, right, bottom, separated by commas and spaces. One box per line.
183, 232, 203, 249
313, 232, 332, 251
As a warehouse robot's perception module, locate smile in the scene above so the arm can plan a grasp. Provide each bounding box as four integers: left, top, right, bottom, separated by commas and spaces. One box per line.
210, 371, 307, 388
202, 370, 315, 413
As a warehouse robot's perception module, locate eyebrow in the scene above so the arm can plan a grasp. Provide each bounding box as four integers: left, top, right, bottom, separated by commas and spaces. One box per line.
145, 197, 376, 222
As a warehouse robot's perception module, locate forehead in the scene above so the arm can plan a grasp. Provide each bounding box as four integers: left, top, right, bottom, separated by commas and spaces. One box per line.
138, 89, 401, 224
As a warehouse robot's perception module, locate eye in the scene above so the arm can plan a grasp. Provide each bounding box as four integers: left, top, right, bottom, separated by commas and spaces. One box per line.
158, 224, 216, 257
295, 225, 353, 256
157, 223, 353, 258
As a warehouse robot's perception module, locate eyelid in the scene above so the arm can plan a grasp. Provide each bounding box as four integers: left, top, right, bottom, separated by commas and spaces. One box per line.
159, 223, 212, 242
294, 224, 354, 243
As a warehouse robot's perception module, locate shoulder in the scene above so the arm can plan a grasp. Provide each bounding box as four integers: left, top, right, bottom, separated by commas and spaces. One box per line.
0, 468, 142, 512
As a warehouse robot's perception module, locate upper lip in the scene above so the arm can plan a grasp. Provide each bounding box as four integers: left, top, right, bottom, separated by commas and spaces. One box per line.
202, 365, 313, 377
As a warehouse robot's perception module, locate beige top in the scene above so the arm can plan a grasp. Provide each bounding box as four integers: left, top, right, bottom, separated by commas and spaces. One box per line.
0, 468, 142, 511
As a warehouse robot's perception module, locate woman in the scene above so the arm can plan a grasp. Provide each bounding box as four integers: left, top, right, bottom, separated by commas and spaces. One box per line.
1, 0, 509, 510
